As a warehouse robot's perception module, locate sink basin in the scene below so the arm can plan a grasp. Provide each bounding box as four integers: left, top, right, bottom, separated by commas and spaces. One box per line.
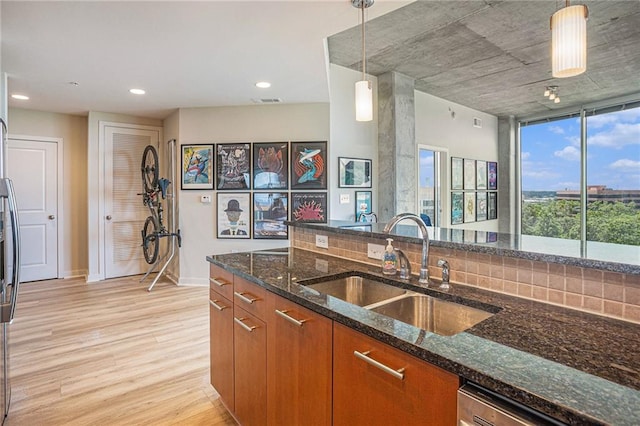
370, 294, 494, 336
304, 275, 407, 307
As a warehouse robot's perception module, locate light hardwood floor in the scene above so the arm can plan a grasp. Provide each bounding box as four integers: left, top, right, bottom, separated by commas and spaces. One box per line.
5, 275, 237, 425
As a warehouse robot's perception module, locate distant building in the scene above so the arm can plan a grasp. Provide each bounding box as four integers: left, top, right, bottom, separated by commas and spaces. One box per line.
556, 186, 640, 204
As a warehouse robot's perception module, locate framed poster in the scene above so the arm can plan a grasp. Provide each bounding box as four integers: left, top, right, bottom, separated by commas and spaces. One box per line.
450, 228, 463, 243
217, 143, 251, 190
488, 161, 498, 190
451, 157, 463, 190
290, 141, 327, 189
355, 191, 372, 219
253, 192, 288, 239
476, 191, 487, 221
253, 142, 288, 189
463, 158, 476, 190
451, 191, 464, 225
217, 192, 251, 238
476, 160, 487, 190
488, 191, 498, 220
181, 144, 214, 190
464, 192, 476, 223
338, 157, 372, 188
291, 192, 327, 223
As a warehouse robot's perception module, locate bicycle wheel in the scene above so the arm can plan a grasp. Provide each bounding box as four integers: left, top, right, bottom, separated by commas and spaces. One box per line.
142, 215, 160, 264
141, 145, 159, 194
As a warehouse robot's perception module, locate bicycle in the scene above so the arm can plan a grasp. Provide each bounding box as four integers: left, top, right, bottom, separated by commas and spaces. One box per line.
140, 145, 182, 264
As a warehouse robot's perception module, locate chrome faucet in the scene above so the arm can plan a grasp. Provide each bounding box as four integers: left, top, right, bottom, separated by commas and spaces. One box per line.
383, 213, 430, 284
437, 259, 450, 290
395, 248, 411, 280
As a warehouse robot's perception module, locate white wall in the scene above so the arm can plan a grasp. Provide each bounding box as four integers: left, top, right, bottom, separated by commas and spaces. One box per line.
415, 91, 499, 231
328, 64, 379, 220
176, 103, 329, 285
8, 108, 88, 277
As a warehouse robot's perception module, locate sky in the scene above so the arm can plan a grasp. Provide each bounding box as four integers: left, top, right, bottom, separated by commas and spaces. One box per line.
521, 107, 640, 191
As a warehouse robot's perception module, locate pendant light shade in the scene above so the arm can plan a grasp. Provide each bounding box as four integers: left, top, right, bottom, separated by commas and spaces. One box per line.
353, 0, 374, 122
551, 3, 588, 78
355, 80, 373, 121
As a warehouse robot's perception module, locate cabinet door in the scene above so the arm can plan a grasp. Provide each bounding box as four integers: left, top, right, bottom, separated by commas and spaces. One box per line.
209, 291, 234, 412
234, 276, 268, 320
267, 293, 332, 426
234, 306, 267, 426
210, 263, 234, 300
333, 323, 459, 426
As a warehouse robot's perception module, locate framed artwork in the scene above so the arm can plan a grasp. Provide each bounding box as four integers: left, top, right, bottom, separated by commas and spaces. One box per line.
181, 144, 214, 190
464, 229, 476, 243
476, 191, 488, 221
355, 191, 372, 219
488, 191, 498, 220
450, 228, 463, 243
217, 143, 251, 190
463, 158, 476, 190
338, 157, 372, 188
253, 192, 288, 239
291, 192, 327, 223
451, 157, 463, 190
476, 231, 487, 243
253, 142, 288, 189
464, 192, 476, 223
451, 191, 464, 225
488, 161, 498, 190
217, 192, 251, 239
290, 141, 327, 190
487, 232, 498, 242
476, 160, 487, 190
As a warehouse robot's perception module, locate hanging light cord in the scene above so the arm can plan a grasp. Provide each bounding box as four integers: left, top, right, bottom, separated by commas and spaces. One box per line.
361, 2, 366, 80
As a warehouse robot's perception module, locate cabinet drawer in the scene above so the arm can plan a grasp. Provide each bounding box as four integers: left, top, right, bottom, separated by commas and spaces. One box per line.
233, 276, 267, 320
210, 264, 234, 300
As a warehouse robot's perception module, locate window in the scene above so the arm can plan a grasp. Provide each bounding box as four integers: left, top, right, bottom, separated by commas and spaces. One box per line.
520, 102, 640, 251
417, 147, 442, 226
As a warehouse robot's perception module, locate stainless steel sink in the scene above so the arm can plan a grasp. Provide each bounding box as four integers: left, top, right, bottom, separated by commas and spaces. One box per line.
304, 275, 407, 307
370, 294, 494, 336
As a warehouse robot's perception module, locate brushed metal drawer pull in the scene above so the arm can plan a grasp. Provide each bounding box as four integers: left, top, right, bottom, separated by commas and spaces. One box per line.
234, 291, 258, 304
210, 277, 231, 287
209, 300, 229, 311
275, 309, 307, 327
234, 317, 257, 333
354, 350, 405, 380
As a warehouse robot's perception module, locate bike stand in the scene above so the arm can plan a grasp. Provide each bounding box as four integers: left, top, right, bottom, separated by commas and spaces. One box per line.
141, 232, 180, 292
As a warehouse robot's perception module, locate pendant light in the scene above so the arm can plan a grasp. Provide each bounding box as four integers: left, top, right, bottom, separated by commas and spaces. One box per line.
353, 0, 374, 122
551, 1, 589, 78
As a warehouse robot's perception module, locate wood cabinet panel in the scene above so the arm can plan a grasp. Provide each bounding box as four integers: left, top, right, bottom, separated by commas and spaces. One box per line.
233, 306, 267, 426
333, 323, 459, 426
210, 264, 234, 300
267, 292, 332, 426
209, 293, 234, 412
234, 276, 268, 320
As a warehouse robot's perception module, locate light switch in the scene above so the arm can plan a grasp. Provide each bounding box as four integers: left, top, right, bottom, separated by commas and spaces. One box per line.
201, 195, 212, 203
340, 193, 350, 204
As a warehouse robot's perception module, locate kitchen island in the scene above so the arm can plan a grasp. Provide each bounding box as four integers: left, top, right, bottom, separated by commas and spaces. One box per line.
207, 247, 640, 425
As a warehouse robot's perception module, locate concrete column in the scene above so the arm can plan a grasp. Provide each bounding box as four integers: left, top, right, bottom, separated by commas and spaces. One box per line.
497, 115, 516, 235
377, 71, 416, 222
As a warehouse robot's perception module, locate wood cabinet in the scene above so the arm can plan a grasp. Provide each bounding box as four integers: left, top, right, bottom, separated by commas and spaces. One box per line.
333, 323, 459, 426
267, 292, 332, 426
233, 306, 267, 426
209, 265, 234, 412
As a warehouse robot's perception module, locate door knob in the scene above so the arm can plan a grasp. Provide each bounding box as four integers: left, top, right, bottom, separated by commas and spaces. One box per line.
106, 215, 112, 220
48, 215, 56, 220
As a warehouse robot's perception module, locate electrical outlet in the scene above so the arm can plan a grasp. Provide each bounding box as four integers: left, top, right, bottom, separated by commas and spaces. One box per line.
315, 234, 329, 249
367, 243, 385, 259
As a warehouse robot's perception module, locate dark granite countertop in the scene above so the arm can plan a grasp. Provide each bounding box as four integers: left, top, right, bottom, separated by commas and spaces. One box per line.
291, 220, 640, 275
207, 247, 640, 425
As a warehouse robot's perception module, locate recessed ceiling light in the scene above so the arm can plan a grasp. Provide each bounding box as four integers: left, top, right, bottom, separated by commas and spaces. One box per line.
11, 94, 29, 100
255, 81, 271, 89
129, 88, 146, 95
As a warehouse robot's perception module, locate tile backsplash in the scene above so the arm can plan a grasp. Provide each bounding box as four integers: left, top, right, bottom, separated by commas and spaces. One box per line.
291, 227, 640, 324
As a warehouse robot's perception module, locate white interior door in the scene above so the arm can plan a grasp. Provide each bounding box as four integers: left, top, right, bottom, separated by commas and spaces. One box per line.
104, 125, 160, 278
7, 138, 59, 282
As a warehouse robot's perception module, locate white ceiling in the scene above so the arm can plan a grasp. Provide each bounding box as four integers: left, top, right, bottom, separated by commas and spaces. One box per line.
1, 0, 410, 119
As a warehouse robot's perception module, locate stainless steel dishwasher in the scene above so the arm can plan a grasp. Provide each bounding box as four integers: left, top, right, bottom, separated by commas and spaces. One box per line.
458, 383, 566, 426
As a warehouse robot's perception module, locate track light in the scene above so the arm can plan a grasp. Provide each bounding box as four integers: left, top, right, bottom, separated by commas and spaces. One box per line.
544, 86, 560, 104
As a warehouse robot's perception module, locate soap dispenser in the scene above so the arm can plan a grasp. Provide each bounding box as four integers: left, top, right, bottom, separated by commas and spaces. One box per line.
381, 238, 398, 275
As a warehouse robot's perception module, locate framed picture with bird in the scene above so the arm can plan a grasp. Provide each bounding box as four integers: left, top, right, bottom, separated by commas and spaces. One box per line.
290, 141, 327, 190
